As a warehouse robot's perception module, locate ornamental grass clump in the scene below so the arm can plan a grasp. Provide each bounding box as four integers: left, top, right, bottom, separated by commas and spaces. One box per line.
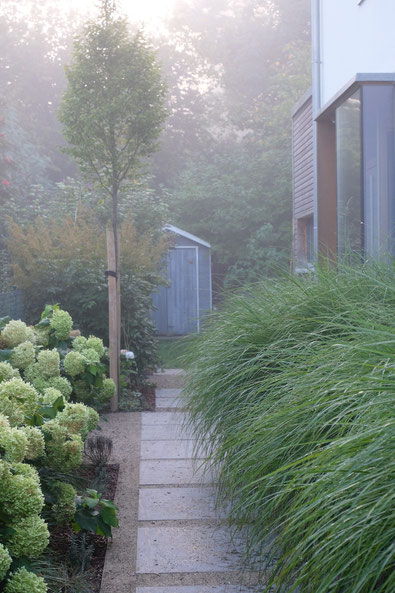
183, 260, 395, 593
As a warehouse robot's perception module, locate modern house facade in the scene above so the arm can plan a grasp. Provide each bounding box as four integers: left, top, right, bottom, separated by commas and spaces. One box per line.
292, 0, 395, 268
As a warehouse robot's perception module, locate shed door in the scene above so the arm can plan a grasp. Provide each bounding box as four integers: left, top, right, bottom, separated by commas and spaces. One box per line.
167, 247, 198, 335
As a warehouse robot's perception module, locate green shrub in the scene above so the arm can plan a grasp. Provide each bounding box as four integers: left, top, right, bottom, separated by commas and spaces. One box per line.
0, 462, 44, 518
20, 426, 45, 460
183, 260, 395, 593
56, 402, 99, 440
0, 378, 39, 425
10, 341, 35, 370
2, 305, 115, 409
0, 543, 12, 580
1, 320, 35, 348
7, 212, 167, 387
0, 362, 20, 383
37, 349, 60, 379
0, 417, 27, 462
41, 421, 83, 472
45, 376, 72, 400
0, 304, 107, 591
40, 387, 64, 406
6, 515, 49, 558
50, 309, 73, 340
63, 351, 87, 377
86, 336, 104, 358
52, 481, 77, 525
4, 567, 47, 593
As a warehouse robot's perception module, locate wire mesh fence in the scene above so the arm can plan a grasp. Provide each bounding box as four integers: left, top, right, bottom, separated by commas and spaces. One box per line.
0, 287, 24, 320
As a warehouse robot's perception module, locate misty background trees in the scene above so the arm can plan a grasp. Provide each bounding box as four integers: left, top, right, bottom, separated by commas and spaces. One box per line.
0, 0, 310, 298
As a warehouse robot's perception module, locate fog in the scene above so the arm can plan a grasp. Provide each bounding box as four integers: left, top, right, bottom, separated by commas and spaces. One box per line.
0, 0, 310, 292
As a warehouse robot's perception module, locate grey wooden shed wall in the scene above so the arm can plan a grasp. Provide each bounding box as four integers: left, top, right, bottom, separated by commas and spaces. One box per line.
151, 226, 212, 336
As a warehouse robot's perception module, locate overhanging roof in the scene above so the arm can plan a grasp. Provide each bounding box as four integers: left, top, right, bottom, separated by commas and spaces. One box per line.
315, 73, 395, 120
165, 224, 211, 248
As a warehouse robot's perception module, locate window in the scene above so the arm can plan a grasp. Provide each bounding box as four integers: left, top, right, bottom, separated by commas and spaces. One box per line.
296, 215, 314, 266
335, 84, 395, 258
336, 90, 362, 254
362, 85, 395, 257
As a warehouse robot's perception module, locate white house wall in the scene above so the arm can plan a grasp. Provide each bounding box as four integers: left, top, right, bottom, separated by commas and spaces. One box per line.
318, 0, 395, 107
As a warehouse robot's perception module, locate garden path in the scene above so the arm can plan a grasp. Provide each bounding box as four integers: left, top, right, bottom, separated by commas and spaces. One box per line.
99, 370, 261, 593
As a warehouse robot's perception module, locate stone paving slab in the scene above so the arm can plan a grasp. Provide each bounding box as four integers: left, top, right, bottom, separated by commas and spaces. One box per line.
141, 440, 203, 460
136, 526, 242, 574
142, 412, 185, 425
138, 487, 217, 520
156, 397, 182, 409
140, 459, 214, 485
156, 388, 182, 398
141, 423, 193, 441
136, 587, 257, 593
150, 369, 186, 389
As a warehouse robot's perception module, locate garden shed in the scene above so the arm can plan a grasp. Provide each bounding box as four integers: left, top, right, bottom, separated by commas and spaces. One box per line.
151, 225, 212, 335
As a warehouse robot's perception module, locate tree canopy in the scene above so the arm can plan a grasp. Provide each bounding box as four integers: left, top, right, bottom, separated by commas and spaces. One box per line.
59, 5, 167, 203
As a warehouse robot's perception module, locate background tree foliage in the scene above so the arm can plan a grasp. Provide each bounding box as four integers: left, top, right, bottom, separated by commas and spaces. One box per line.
155, 0, 311, 293
6, 211, 169, 375
1, 0, 311, 304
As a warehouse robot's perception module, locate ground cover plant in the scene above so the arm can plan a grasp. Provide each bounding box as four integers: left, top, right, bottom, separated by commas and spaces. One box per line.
0, 307, 118, 592
183, 260, 395, 593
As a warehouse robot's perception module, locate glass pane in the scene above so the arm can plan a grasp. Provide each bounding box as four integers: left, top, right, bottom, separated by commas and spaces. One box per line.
362, 85, 395, 257
336, 90, 362, 255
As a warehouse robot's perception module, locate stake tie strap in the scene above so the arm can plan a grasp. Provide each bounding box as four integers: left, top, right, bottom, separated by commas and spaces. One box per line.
105, 270, 117, 278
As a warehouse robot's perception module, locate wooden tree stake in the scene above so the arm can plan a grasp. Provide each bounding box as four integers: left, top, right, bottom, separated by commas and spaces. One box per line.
106, 228, 120, 411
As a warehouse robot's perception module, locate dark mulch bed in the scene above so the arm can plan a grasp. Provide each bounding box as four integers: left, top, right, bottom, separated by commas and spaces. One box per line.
49, 463, 119, 593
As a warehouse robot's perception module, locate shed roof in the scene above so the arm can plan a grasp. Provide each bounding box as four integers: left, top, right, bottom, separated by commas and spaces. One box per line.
165, 224, 211, 248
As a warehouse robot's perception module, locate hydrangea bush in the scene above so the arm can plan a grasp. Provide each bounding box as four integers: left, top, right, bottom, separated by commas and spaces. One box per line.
4, 566, 47, 593
1, 305, 116, 409
0, 306, 111, 590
